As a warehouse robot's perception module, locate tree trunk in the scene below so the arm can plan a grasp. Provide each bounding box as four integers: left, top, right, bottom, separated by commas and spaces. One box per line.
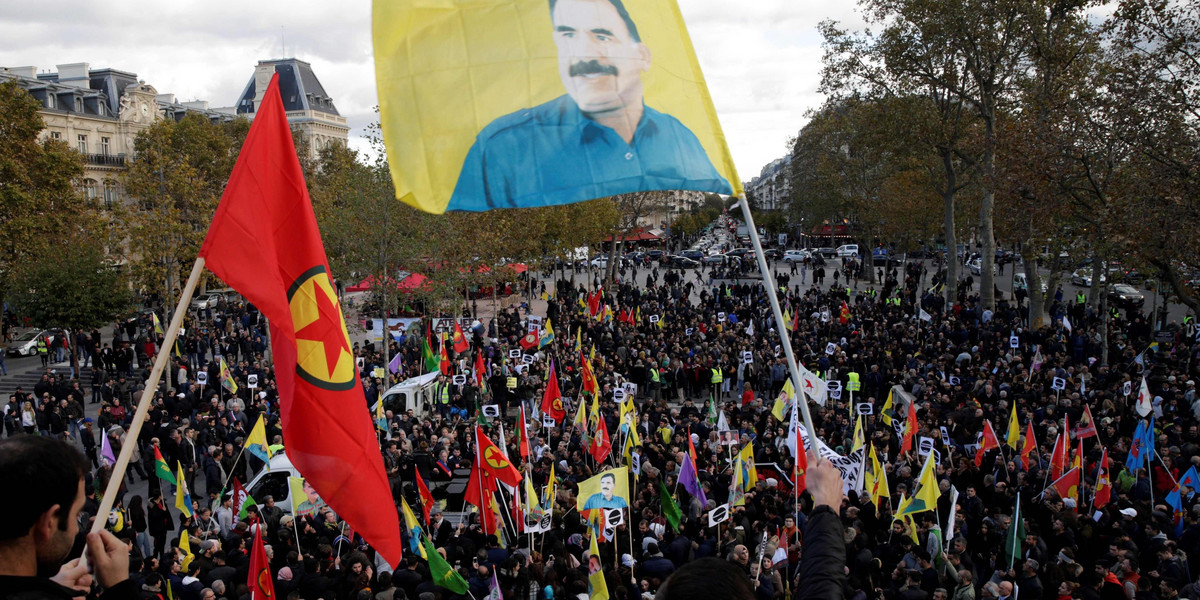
606, 238, 624, 287
1100, 288, 1110, 365
1024, 256, 1046, 328
979, 117, 997, 311
941, 149, 960, 305
1088, 258, 1104, 307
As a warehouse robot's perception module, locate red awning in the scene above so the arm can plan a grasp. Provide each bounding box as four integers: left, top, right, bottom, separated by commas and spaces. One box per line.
604, 227, 662, 243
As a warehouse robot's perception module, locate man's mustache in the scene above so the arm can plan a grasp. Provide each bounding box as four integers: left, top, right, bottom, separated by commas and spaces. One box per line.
570, 60, 619, 77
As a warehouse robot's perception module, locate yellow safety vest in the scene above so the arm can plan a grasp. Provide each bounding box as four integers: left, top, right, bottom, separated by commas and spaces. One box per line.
37, 340, 47, 354
439, 385, 450, 404
847, 372, 861, 392
650, 369, 660, 384
711, 368, 723, 384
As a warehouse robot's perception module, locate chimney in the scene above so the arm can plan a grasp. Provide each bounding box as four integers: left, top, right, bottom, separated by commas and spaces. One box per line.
3, 66, 37, 79
183, 100, 209, 110
56, 62, 91, 88
253, 62, 275, 114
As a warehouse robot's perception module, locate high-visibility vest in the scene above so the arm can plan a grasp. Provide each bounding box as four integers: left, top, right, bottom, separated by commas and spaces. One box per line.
711, 368, 723, 384
438, 384, 450, 404
1076, 292, 1086, 304
650, 369, 660, 384
847, 372, 861, 392
36, 340, 47, 354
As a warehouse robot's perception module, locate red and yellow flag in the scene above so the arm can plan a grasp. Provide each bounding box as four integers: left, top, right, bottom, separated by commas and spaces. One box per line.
198, 74, 403, 567
248, 524, 276, 600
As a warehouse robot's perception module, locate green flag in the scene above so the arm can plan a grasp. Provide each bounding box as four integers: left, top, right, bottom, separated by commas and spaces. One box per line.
238, 494, 258, 520
153, 446, 176, 485
422, 537, 468, 594
706, 394, 718, 427
1001, 493, 1026, 569
422, 337, 439, 372
657, 480, 682, 533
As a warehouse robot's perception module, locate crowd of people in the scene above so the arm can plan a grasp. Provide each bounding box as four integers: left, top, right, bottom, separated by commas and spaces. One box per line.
2, 222, 1199, 600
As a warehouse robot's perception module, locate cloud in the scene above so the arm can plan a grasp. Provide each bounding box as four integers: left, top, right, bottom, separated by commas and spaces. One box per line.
0, 0, 862, 183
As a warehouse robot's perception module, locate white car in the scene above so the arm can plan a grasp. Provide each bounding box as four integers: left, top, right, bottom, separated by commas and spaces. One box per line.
1070, 268, 1105, 287
835, 244, 859, 258
783, 250, 811, 263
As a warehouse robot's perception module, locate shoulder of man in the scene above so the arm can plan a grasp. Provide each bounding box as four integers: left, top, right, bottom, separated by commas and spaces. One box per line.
475, 95, 571, 144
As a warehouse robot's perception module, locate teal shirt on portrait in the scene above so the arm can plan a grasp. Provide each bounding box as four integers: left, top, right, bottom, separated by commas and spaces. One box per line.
449, 95, 732, 211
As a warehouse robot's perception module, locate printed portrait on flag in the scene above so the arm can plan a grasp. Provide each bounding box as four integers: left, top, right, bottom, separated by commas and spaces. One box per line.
289, 476, 329, 518
373, 0, 742, 213
577, 467, 630, 511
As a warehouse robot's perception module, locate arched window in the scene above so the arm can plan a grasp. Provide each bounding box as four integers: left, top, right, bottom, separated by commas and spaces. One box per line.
83, 179, 99, 201
103, 180, 119, 208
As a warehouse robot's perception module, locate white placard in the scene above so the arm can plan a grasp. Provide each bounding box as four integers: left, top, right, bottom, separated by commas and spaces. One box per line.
649, 315, 660, 323
918, 436, 935, 456
718, 430, 739, 445
1052, 377, 1066, 391
542, 416, 556, 428
708, 503, 731, 527
718, 312, 727, 322
196, 372, 208, 386
949, 376, 960, 386
742, 351, 754, 365
685, 328, 694, 336
527, 315, 542, 333
606, 507, 625, 528
355, 357, 365, 371
940, 426, 951, 445
1010, 335, 1020, 349
622, 383, 637, 395
855, 403, 873, 415
452, 374, 467, 385
508, 349, 522, 358
247, 374, 259, 389
514, 364, 528, 375
613, 389, 627, 402
825, 342, 837, 355
521, 354, 535, 365
825, 381, 842, 392
1123, 381, 1132, 397
482, 404, 501, 418
829, 389, 842, 400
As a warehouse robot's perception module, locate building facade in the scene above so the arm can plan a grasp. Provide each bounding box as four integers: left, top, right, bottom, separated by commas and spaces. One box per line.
745, 155, 792, 211
234, 58, 349, 163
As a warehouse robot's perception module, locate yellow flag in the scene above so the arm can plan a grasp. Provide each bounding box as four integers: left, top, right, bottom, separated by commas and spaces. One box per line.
543, 462, 557, 508
783, 308, 794, 332
881, 389, 894, 427
153, 313, 164, 336
772, 378, 794, 422
852, 415, 865, 453
401, 498, 429, 559
588, 533, 609, 600
737, 442, 757, 491
174, 462, 193, 518
179, 532, 193, 570
372, 0, 741, 214
869, 444, 890, 509
1006, 403, 1021, 450
245, 415, 272, 465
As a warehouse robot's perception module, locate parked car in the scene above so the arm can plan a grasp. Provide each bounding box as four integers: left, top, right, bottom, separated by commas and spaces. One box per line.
646, 250, 666, 261
835, 244, 860, 258
6, 328, 66, 357
680, 249, 704, 261
783, 250, 811, 263
190, 291, 225, 310
1108, 284, 1145, 308
667, 255, 701, 268
815, 247, 837, 258
1070, 268, 1105, 287
967, 257, 997, 276
701, 254, 729, 265
872, 253, 902, 267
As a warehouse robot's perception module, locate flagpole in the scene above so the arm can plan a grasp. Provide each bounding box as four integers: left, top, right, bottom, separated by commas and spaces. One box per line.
81, 257, 207, 568
736, 196, 818, 443
1009, 492, 1020, 571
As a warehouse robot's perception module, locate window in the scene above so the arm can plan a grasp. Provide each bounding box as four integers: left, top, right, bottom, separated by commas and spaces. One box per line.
50, 131, 61, 141
100, 137, 110, 156
74, 97, 82, 112
77, 134, 87, 154
103, 181, 119, 208
46, 94, 56, 109
83, 179, 98, 201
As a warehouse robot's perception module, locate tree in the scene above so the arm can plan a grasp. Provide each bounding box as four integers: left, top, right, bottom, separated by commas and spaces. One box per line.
0, 80, 98, 304
8, 232, 132, 369
121, 113, 250, 306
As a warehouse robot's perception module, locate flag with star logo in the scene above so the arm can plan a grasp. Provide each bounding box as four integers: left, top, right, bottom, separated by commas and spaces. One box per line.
198, 73, 403, 567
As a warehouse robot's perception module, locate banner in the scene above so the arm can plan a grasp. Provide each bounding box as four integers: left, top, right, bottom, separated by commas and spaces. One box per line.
576, 466, 631, 511
373, 0, 741, 213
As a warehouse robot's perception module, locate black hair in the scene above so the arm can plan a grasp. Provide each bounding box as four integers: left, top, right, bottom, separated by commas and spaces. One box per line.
548, 0, 641, 43
656, 557, 754, 600
0, 436, 88, 541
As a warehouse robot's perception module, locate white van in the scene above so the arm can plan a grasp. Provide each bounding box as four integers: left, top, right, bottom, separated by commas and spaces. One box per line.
374, 371, 442, 418
243, 453, 303, 513
835, 244, 859, 258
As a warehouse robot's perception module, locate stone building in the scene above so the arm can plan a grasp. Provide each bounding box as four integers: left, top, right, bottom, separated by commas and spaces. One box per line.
234, 58, 349, 162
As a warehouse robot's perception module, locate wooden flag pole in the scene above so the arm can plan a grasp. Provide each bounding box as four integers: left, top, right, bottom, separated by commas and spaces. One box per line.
82, 257, 207, 566
736, 196, 818, 442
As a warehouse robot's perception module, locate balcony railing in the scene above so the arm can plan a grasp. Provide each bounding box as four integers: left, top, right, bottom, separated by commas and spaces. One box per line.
85, 153, 126, 167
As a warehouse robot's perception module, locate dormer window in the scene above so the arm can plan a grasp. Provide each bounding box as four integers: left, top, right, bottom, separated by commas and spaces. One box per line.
74, 97, 82, 112
46, 94, 56, 109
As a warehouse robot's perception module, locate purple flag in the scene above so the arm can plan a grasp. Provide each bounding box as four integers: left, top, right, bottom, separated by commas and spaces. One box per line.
388, 351, 403, 375
101, 430, 116, 467
679, 452, 707, 508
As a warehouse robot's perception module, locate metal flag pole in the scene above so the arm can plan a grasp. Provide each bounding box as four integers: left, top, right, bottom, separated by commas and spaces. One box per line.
81, 257, 207, 567
736, 196, 818, 439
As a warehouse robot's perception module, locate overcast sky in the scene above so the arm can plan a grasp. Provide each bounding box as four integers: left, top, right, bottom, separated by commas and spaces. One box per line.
0, 0, 864, 183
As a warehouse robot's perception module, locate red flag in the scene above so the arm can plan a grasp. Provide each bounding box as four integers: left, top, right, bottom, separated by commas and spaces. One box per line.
975, 421, 1000, 467
901, 401, 918, 454
687, 427, 699, 463
1050, 467, 1081, 507
476, 426, 522, 487
248, 523, 276, 600
474, 351, 486, 388
439, 334, 452, 375
580, 352, 599, 396
1020, 421, 1037, 470
231, 479, 250, 516
1094, 449, 1112, 508
541, 361, 566, 422
517, 404, 531, 460
519, 329, 540, 351
415, 471, 435, 525
795, 442, 808, 496
839, 301, 851, 325
1075, 405, 1097, 440
1050, 433, 1068, 480
453, 322, 470, 353
464, 463, 498, 534
198, 74, 402, 567
588, 289, 602, 317
591, 416, 612, 463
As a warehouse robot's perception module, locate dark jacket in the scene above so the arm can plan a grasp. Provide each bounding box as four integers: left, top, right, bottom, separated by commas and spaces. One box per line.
0, 575, 137, 600
796, 505, 846, 600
